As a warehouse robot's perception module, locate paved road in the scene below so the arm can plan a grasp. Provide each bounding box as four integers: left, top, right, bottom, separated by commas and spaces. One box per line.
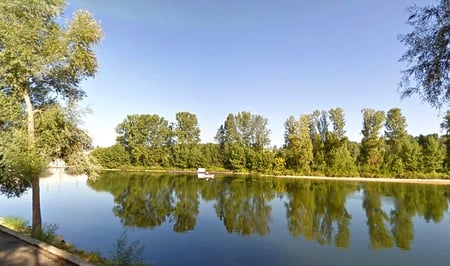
0, 230, 76, 266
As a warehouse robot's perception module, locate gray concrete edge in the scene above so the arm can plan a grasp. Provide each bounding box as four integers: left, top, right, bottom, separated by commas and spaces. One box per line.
0, 223, 95, 266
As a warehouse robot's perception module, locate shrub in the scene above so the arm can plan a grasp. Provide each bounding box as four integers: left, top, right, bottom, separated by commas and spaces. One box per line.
109, 231, 148, 266
33, 223, 59, 243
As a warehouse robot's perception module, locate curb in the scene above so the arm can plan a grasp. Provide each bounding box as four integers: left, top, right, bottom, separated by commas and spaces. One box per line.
0, 223, 95, 266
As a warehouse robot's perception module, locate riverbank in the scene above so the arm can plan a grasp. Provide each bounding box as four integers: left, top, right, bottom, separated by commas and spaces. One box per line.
99, 168, 450, 185
277, 175, 450, 185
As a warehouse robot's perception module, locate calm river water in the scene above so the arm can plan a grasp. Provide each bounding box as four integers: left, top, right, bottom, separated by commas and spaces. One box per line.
1, 171, 450, 265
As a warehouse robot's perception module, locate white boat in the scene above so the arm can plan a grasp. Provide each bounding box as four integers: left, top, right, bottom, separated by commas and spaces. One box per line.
197, 168, 214, 179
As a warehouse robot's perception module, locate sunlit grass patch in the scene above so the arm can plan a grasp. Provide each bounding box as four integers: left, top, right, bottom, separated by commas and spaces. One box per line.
1, 216, 29, 232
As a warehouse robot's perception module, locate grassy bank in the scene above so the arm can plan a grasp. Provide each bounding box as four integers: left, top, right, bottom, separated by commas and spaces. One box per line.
0, 216, 148, 265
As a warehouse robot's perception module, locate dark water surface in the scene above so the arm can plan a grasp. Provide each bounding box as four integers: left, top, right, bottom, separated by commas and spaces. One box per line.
1, 171, 450, 265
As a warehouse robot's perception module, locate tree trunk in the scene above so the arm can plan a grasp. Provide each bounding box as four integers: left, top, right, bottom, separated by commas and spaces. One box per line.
31, 173, 41, 235
23, 88, 41, 235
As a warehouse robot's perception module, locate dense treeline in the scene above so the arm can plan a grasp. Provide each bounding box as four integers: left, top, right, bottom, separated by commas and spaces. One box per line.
91, 108, 450, 178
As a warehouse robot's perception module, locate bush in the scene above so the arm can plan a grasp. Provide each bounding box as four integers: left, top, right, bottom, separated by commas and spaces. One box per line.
33, 223, 59, 243
109, 231, 148, 266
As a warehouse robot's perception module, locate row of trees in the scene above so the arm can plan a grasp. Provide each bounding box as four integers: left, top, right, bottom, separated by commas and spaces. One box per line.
90, 172, 450, 249
91, 108, 450, 178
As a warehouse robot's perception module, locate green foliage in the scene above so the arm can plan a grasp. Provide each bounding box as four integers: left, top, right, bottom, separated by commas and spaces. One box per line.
400, 136, 423, 173
359, 109, 386, 174
91, 144, 131, 169
109, 231, 148, 266
35, 104, 93, 161
399, 0, 450, 108
383, 108, 409, 174
97, 105, 450, 179
171, 112, 202, 168
1, 216, 29, 232
32, 223, 60, 243
116, 114, 171, 167
0, 0, 102, 234
198, 143, 223, 169
0, 92, 23, 131
440, 111, 450, 169
228, 143, 247, 171
272, 157, 286, 176
215, 111, 272, 172
418, 134, 445, 173
385, 108, 407, 145
0, 1, 102, 102
0, 128, 47, 196
324, 108, 357, 176
284, 115, 313, 174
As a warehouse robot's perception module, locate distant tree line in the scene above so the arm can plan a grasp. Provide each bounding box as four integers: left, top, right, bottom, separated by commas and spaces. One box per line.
91, 108, 450, 178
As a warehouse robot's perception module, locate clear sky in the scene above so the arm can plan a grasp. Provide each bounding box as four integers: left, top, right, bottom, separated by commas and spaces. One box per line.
65, 0, 442, 148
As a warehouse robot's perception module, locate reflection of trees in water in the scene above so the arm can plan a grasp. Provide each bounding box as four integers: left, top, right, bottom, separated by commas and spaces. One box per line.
0, 174, 30, 198
284, 181, 352, 248
89, 172, 174, 228
362, 183, 450, 250
363, 185, 394, 249
171, 176, 199, 232
390, 184, 414, 250
88, 173, 450, 249
214, 176, 275, 236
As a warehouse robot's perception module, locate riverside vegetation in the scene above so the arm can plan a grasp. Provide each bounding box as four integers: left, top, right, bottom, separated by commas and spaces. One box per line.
0, 216, 148, 266
91, 108, 450, 179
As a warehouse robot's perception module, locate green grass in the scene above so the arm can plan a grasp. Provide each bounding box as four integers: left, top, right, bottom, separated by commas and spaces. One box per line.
1, 216, 29, 232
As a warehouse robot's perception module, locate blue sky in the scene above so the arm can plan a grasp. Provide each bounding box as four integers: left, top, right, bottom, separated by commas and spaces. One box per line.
66, 0, 442, 147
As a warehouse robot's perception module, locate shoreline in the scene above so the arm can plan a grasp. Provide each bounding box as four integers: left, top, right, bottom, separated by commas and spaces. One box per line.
276, 175, 450, 185
99, 169, 450, 185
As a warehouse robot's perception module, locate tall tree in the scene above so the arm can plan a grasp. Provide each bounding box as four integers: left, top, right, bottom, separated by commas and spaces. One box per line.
216, 112, 271, 171
325, 108, 357, 176
235, 111, 271, 150
251, 114, 271, 151
359, 109, 386, 175
400, 136, 423, 173
418, 134, 445, 173
284, 115, 313, 174
385, 108, 408, 148
309, 110, 328, 173
215, 114, 240, 169
399, 0, 450, 108
116, 114, 171, 167
172, 112, 201, 168
0, 0, 102, 234
384, 108, 408, 174
328, 108, 346, 140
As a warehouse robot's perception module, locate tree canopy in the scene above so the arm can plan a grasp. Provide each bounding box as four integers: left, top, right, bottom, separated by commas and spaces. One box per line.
0, 0, 102, 234
399, 0, 450, 108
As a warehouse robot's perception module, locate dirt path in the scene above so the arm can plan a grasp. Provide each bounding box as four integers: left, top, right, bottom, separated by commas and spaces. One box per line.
0, 230, 75, 266
0, 224, 94, 266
